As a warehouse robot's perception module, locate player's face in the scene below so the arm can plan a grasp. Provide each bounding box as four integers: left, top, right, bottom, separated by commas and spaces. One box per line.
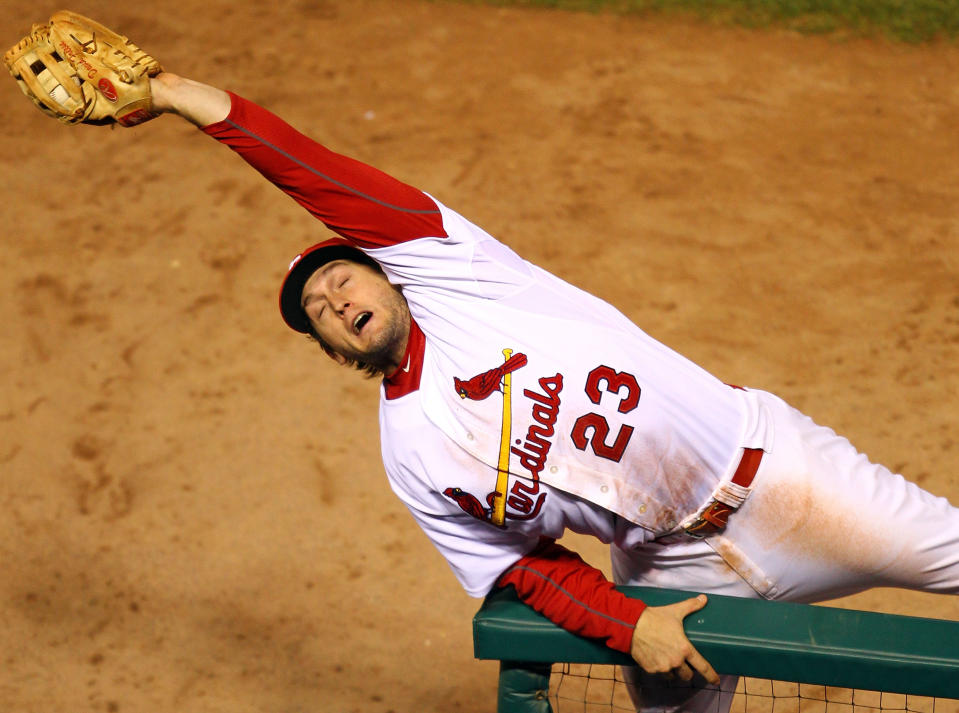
300, 259, 410, 371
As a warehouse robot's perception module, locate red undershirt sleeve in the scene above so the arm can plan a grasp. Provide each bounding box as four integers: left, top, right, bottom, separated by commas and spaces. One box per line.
201, 92, 448, 249
495, 539, 647, 653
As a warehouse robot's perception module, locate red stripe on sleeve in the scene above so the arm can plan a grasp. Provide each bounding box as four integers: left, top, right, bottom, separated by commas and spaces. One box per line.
496, 540, 646, 653
202, 92, 448, 249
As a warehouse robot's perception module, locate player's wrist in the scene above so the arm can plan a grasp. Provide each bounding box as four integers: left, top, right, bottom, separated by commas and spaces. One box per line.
149, 73, 232, 127
149, 73, 181, 114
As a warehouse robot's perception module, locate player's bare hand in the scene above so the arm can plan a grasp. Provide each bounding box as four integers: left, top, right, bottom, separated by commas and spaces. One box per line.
630, 594, 719, 684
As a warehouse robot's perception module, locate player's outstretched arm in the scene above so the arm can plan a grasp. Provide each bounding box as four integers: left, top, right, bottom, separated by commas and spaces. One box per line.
150, 73, 230, 128
630, 594, 719, 684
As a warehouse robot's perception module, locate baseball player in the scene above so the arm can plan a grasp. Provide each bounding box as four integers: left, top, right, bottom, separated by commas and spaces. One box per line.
7, 14, 959, 712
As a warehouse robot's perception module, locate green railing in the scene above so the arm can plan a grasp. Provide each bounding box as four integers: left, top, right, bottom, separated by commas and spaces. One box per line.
474, 587, 959, 712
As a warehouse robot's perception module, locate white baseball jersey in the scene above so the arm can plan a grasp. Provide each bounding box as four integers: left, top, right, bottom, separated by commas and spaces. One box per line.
205, 94, 959, 614
372, 206, 770, 597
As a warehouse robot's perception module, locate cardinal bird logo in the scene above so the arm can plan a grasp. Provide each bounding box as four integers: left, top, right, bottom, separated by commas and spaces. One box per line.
443, 487, 492, 521
443, 486, 515, 528
453, 352, 528, 401
446, 349, 548, 529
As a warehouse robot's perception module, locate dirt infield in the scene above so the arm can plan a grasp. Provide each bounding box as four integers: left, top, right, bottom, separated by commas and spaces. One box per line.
1, 0, 957, 711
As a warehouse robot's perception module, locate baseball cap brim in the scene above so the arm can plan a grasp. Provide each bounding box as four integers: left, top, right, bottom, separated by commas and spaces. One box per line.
278, 238, 375, 333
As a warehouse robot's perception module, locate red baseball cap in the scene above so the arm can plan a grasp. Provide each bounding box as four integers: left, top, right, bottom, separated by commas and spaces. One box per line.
278, 237, 379, 333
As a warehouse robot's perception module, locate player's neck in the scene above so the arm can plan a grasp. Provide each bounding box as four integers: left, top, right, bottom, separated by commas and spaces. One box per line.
383, 311, 413, 377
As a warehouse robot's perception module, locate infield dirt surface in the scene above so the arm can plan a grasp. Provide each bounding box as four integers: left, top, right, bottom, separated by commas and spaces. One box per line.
1, 0, 958, 711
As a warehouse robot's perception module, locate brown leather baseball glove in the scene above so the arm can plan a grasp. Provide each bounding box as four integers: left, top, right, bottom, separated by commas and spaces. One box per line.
4, 10, 163, 127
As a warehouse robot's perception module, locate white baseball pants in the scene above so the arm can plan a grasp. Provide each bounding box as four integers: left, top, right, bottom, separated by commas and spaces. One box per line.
611, 389, 959, 713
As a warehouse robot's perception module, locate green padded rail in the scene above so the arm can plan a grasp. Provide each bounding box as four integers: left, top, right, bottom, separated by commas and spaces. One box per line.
473, 586, 959, 698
